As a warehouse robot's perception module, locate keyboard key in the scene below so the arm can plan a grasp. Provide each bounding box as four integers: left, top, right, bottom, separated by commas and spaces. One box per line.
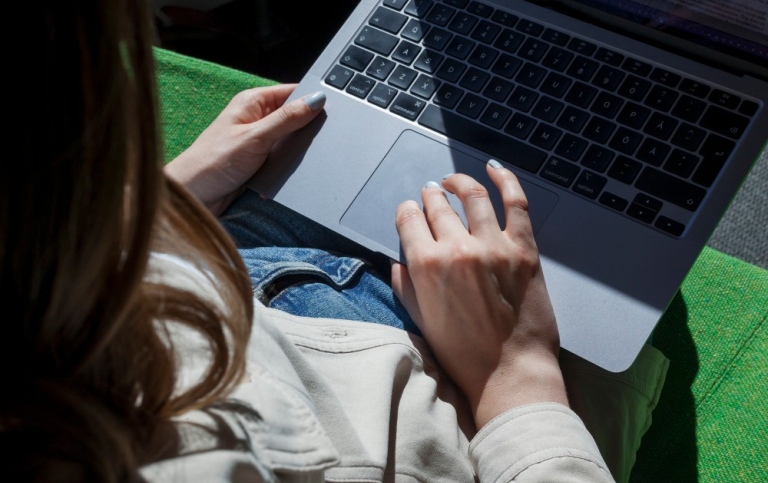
390, 92, 427, 120
402, 19, 430, 42
592, 65, 625, 91
635, 167, 706, 211
572, 170, 607, 199
383, 0, 408, 10
422, 27, 453, 50
466, 1, 494, 18
643, 112, 678, 141
655, 216, 685, 236
590, 91, 624, 119
739, 100, 759, 116
494, 28, 525, 53
609, 127, 643, 155
369, 6, 408, 34
644, 85, 679, 112
567, 38, 597, 55
618, 75, 651, 102
388, 65, 418, 89
616, 102, 650, 129
634, 193, 663, 212
692, 134, 735, 187
413, 49, 444, 73
340, 45, 375, 71
392, 40, 422, 64
518, 38, 550, 63
540, 157, 580, 187
594, 47, 624, 66
540, 72, 572, 98
457, 93, 488, 118
443, 0, 469, 7
649, 68, 681, 87
542, 47, 575, 72
700, 105, 750, 139
490, 10, 518, 27
471, 20, 502, 43
636, 138, 670, 166
479, 103, 513, 129
565, 82, 597, 108
671, 123, 706, 152
567, 56, 599, 81
355, 26, 399, 55
445, 36, 476, 60
679, 78, 710, 98
516, 63, 547, 88
555, 134, 589, 161
410, 74, 441, 99
426, 4, 457, 26
491, 54, 523, 78
459, 67, 491, 92
709, 89, 740, 109
664, 149, 699, 178
433, 83, 464, 109
507, 85, 539, 112
581, 145, 615, 172
530, 123, 563, 150
468, 44, 499, 68
325, 64, 354, 89
599, 191, 629, 211
556, 106, 590, 133
583, 116, 616, 144
404, 0, 434, 18
621, 58, 652, 76
418, 105, 548, 173
346, 74, 377, 98
505, 112, 538, 139
483, 76, 514, 102
542, 28, 570, 46
366, 56, 396, 80
607, 156, 641, 184
671, 95, 706, 123
627, 202, 657, 223
532, 97, 564, 123
516, 19, 544, 36
435, 57, 466, 82
449, 13, 479, 35
368, 83, 398, 108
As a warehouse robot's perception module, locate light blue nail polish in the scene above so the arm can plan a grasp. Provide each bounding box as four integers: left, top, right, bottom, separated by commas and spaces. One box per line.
424, 181, 441, 189
488, 159, 503, 169
304, 91, 326, 111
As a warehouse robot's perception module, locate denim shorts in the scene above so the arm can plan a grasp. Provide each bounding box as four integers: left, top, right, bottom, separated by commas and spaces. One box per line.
218, 190, 420, 335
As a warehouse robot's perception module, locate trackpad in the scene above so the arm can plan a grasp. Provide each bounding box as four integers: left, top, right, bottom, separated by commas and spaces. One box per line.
340, 130, 559, 259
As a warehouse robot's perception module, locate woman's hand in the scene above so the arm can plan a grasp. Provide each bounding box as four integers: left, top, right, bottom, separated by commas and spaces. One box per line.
164, 84, 326, 216
391, 161, 568, 429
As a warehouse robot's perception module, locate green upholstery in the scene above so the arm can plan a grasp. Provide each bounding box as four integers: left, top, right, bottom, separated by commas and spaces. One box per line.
155, 47, 768, 483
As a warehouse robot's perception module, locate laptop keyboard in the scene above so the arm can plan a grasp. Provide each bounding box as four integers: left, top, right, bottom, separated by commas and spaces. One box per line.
322, 0, 760, 237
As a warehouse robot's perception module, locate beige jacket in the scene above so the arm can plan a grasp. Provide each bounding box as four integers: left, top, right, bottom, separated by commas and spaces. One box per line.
140, 256, 667, 482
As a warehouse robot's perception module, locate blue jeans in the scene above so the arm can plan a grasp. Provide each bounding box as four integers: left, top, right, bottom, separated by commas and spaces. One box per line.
219, 190, 420, 334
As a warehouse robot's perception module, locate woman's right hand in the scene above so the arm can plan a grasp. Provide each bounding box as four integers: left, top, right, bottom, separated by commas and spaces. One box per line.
391, 160, 568, 429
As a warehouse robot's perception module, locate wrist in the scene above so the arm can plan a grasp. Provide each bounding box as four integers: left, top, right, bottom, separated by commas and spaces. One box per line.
470, 352, 568, 429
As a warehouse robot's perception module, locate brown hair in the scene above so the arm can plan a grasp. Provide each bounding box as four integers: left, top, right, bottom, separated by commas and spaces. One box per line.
0, 1, 252, 480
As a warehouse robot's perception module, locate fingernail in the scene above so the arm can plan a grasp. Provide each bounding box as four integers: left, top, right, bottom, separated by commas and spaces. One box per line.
488, 159, 503, 169
423, 181, 441, 190
303, 91, 326, 111
442, 173, 454, 180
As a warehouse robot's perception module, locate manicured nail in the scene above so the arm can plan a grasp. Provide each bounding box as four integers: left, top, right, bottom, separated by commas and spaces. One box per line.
488, 159, 503, 169
424, 181, 441, 190
304, 91, 326, 111
442, 173, 454, 180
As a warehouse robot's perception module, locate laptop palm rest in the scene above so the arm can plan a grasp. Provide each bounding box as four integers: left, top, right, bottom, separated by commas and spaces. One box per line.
340, 130, 559, 261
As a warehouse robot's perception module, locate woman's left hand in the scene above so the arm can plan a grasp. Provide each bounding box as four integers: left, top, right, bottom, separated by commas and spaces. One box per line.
164, 84, 326, 216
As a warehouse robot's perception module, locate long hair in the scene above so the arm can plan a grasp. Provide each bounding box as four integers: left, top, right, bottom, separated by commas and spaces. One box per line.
0, 1, 253, 480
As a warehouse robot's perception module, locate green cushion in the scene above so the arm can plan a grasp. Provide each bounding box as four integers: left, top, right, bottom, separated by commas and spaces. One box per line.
154, 47, 768, 483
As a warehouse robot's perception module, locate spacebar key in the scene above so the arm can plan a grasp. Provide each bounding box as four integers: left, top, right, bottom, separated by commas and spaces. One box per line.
418, 105, 547, 173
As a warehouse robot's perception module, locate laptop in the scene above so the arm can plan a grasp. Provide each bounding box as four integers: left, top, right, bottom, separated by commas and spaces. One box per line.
247, 0, 768, 372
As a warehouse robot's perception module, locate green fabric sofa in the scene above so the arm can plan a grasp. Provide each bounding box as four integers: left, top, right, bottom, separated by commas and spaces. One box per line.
155, 47, 768, 483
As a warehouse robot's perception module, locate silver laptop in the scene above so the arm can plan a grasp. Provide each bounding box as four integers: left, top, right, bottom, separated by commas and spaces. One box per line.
248, 0, 768, 372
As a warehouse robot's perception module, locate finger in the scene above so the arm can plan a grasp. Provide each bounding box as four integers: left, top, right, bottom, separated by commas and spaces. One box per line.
441, 172, 499, 238
390, 261, 424, 328
422, 181, 467, 240
248, 90, 327, 146
395, 200, 434, 260
485, 160, 535, 240
228, 84, 297, 121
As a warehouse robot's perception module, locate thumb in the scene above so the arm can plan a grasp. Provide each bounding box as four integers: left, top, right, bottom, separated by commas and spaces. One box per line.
251, 91, 326, 146
390, 261, 424, 329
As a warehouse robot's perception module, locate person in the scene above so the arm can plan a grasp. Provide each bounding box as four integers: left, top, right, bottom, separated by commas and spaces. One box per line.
2, 1, 669, 482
